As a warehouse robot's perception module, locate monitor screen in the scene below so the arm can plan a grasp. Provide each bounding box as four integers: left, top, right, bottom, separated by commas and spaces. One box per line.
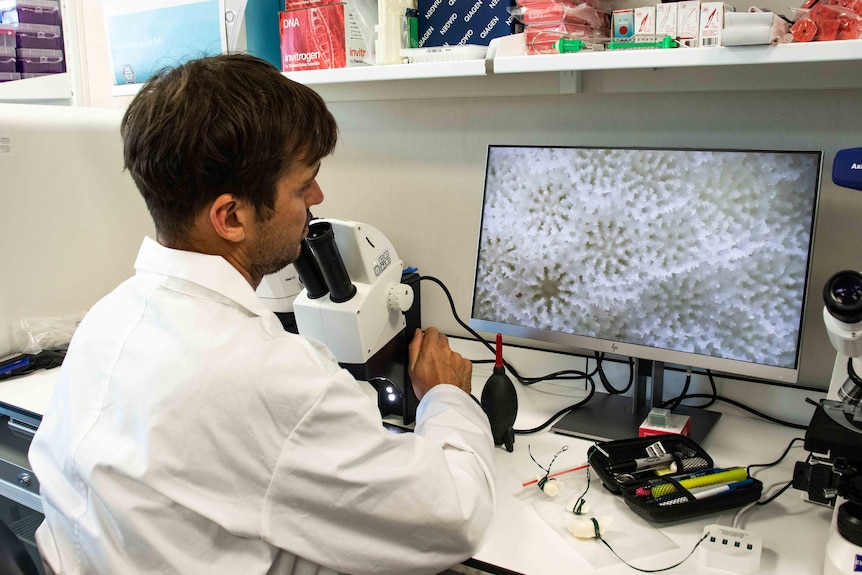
470, 145, 822, 384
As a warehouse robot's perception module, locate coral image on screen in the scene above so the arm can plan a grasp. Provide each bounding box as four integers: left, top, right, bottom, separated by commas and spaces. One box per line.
472, 146, 820, 369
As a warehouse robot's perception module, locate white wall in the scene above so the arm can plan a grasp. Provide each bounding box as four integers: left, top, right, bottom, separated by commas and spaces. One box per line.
306, 87, 862, 396
0, 104, 154, 355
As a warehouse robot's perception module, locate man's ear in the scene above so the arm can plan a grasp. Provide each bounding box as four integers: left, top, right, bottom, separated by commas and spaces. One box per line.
209, 193, 252, 243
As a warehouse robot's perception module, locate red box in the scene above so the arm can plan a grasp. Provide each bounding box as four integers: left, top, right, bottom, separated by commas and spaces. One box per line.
280, 6, 346, 71
280, 4, 369, 72
639, 413, 692, 438
285, 0, 341, 8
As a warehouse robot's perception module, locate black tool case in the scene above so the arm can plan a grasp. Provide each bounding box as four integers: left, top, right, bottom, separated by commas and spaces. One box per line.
588, 434, 763, 522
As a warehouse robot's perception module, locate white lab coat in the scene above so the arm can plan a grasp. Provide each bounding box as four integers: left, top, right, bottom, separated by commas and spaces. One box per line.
29, 237, 496, 575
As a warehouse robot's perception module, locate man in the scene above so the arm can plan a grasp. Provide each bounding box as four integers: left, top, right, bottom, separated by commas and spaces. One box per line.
29, 54, 495, 575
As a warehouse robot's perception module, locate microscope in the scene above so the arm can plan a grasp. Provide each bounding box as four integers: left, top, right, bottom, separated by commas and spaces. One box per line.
259, 217, 517, 435
793, 148, 862, 574
266, 218, 422, 425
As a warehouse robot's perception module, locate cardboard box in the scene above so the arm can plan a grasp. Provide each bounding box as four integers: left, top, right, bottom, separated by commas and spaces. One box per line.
417, 0, 517, 48
656, 3, 677, 38
613, 8, 634, 37
280, 3, 369, 72
699, 1, 733, 46
634, 6, 655, 36
676, 0, 700, 47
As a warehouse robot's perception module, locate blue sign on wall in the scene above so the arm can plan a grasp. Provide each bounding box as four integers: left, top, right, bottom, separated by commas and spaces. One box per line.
104, 0, 225, 86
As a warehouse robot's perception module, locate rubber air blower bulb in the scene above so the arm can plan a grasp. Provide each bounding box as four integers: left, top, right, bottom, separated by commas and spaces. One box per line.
481, 333, 518, 452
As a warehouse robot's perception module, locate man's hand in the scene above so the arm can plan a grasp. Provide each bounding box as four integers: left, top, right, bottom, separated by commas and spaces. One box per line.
407, 327, 472, 400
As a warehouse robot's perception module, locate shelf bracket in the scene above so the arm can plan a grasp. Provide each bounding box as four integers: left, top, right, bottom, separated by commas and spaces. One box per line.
559, 70, 583, 94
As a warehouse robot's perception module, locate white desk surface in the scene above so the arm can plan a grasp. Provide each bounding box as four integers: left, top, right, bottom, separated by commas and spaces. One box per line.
0, 368, 57, 417
456, 342, 832, 575
0, 348, 832, 575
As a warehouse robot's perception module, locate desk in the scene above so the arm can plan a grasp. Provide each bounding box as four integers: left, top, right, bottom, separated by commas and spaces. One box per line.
0, 352, 832, 575
453, 339, 832, 575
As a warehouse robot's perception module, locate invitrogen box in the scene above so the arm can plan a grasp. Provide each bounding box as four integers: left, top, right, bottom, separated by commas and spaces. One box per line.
279, 3, 369, 72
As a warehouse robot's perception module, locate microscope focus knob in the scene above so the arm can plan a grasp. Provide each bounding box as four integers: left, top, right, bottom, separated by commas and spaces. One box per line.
387, 284, 414, 312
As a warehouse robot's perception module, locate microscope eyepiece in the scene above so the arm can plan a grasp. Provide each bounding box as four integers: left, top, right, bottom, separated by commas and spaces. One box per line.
293, 239, 329, 299
824, 270, 862, 324
306, 221, 357, 304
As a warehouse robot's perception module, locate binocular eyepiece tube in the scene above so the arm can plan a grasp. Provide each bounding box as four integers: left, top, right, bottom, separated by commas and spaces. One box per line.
294, 221, 357, 303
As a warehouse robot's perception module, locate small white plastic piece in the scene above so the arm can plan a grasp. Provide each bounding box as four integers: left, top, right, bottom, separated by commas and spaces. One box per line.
386, 284, 414, 311
698, 524, 763, 574
567, 516, 612, 539
539, 477, 561, 497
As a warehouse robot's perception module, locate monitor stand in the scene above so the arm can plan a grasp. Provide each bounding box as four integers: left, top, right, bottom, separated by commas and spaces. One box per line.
551, 359, 721, 444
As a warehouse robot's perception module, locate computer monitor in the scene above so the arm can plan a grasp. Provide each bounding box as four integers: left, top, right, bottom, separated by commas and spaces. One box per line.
470, 145, 822, 441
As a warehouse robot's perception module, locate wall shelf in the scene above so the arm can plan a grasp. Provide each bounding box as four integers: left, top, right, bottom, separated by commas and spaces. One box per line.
284, 57, 489, 84
291, 34, 862, 102
3, 32, 860, 103
489, 34, 862, 73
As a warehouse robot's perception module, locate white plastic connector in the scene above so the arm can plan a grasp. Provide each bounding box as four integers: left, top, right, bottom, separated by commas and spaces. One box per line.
698, 524, 763, 574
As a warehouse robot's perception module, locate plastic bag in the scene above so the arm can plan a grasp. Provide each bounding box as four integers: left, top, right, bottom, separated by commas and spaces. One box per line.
12, 311, 86, 354
791, 0, 862, 41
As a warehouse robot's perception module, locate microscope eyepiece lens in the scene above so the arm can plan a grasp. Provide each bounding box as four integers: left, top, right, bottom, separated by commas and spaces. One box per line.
824, 271, 862, 324
832, 277, 862, 306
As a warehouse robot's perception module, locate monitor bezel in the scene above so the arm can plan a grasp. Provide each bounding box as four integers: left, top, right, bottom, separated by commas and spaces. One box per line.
469, 144, 824, 385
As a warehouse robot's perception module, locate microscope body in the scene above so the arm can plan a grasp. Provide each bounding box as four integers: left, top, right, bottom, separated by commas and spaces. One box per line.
808, 352, 862, 575
291, 219, 421, 424
793, 148, 862, 573
796, 272, 862, 574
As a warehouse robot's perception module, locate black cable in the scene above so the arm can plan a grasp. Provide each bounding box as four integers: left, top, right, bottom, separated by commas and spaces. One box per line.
674, 369, 722, 409
746, 437, 805, 478
419, 275, 603, 435
418, 275, 595, 386
661, 368, 718, 411
596, 524, 710, 572
660, 394, 807, 430
666, 369, 692, 412
701, 370, 719, 409
514, 385, 596, 435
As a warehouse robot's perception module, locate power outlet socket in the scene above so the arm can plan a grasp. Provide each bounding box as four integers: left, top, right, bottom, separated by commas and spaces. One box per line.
698, 524, 763, 574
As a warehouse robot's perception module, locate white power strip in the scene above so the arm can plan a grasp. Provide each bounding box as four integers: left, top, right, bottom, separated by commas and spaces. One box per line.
698, 524, 763, 574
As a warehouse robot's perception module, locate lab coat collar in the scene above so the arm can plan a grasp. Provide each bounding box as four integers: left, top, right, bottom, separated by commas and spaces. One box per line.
134, 237, 275, 319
